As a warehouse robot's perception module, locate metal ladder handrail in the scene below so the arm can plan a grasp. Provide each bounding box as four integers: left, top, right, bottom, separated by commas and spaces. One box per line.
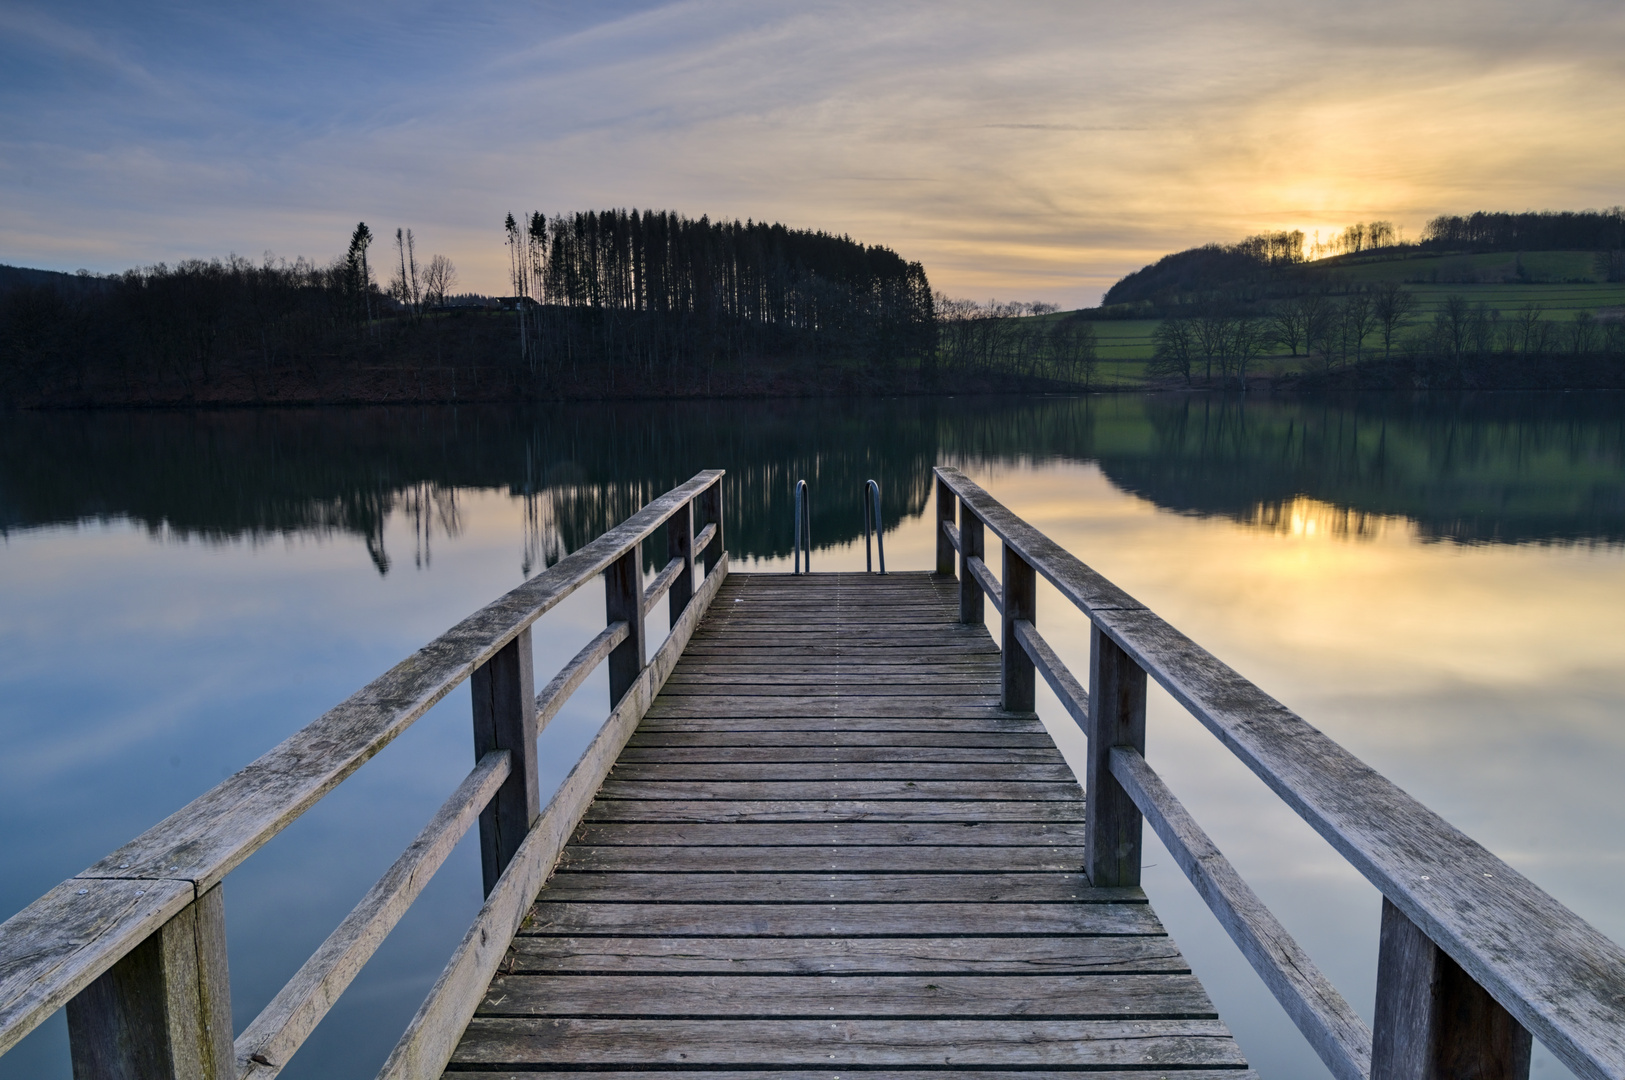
792, 479, 811, 574
863, 479, 886, 574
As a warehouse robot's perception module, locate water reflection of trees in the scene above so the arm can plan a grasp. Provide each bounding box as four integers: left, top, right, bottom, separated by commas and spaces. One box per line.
1, 395, 1622, 570
1098, 395, 1625, 546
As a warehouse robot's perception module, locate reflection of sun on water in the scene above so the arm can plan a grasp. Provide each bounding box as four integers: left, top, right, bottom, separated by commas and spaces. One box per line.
1243, 496, 1407, 543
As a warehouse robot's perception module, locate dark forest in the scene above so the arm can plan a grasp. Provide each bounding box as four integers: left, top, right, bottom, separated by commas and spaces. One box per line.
0, 210, 1075, 408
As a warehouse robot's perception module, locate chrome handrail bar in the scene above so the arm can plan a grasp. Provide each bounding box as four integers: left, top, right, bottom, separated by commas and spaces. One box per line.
863, 479, 886, 574
792, 479, 811, 574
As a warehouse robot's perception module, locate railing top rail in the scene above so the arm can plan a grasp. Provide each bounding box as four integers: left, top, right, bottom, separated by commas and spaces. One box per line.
933, 465, 1625, 1080
0, 469, 724, 1056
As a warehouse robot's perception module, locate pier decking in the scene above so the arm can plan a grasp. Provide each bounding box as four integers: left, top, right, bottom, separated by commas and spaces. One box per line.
450, 572, 1251, 1075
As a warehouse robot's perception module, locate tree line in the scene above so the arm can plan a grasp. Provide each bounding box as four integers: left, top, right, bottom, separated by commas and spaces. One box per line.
0, 221, 473, 405
0, 209, 977, 406
1421, 209, 1625, 256
933, 297, 1098, 387
497, 209, 935, 387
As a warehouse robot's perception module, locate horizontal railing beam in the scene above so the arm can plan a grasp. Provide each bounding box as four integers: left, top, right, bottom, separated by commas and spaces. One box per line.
693, 522, 717, 560
535, 622, 628, 734
1011, 620, 1088, 731
0, 469, 724, 1057
1110, 746, 1373, 1080
933, 465, 1625, 1080
234, 751, 511, 1078
941, 519, 961, 555
966, 556, 1002, 616
642, 555, 686, 617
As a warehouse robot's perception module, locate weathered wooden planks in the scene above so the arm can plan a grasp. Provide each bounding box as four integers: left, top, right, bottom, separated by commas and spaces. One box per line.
523, 901, 1163, 937
450, 1073, 1253, 1080
557, 845, 1085, 872
635, 713, 1040, 730
625, 730, 1057, 747
533, 871, 1099, 903
569, 821, 1086, 844
595, 779, 1086, 801
605, 761, 1077, 781
613, 746, 1068, 764
444, 572, 1250, 1077
503, 935, 1190, 975
476, 972, 1216, 1018
581, 799, 1092, 824
450, 1017, 1249, 1069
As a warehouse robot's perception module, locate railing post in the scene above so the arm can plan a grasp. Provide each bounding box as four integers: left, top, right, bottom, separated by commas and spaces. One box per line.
604, 546, 647, 708
700, 477, 724, 575
1001, 547, 1035, 713
935, 474, 955, 577
667, 499, 695, 624
471, 626, 538, 896
66, 884, 233, 1079
1084, 623, 1147, 886
1371, 897, 1532, 1080
957, 501, 984, 625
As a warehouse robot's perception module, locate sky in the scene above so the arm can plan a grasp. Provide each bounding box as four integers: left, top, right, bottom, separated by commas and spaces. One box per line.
2, 0, 1623, 308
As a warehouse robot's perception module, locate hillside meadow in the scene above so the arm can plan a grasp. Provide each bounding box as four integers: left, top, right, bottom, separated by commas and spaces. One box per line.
1060, 250, 1625, 384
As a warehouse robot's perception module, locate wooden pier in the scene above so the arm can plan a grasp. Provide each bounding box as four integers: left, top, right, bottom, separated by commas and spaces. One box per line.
3, 467, 1624, 1080
450, 571, 1250, 1074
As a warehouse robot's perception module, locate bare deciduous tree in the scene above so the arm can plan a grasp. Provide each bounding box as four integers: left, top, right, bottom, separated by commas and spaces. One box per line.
1048, 317, 1097, 388
1371, 282, 1415, 360
1224, 316, 1268, 389
1150, 316, 1197, 386
1194, 306, 1232, 383
1568, 310, 1599, 355
391, 228, 422, 317
422, 254, 456, 308
1269, 297, 1309, 356
1506, 303, 1548, 354
1342, 291, 1377, 365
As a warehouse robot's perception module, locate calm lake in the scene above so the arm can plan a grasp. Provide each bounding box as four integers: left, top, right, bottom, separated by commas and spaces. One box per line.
2, 394, 1623, 1079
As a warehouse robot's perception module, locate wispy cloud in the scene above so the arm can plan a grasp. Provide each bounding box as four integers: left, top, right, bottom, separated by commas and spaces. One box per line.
2, 0, 1622, 306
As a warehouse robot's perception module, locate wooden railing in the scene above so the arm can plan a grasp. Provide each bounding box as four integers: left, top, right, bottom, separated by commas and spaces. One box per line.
0, 470, 728, 1080
933, 466, 1625, 1080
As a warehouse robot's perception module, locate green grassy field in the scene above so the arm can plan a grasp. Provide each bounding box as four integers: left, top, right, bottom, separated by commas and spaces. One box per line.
1089, 318, 1160, 361
1398, 282, 1625, 319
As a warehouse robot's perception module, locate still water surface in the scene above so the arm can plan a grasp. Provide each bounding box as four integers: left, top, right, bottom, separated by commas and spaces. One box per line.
2, 395, 1623, 1079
